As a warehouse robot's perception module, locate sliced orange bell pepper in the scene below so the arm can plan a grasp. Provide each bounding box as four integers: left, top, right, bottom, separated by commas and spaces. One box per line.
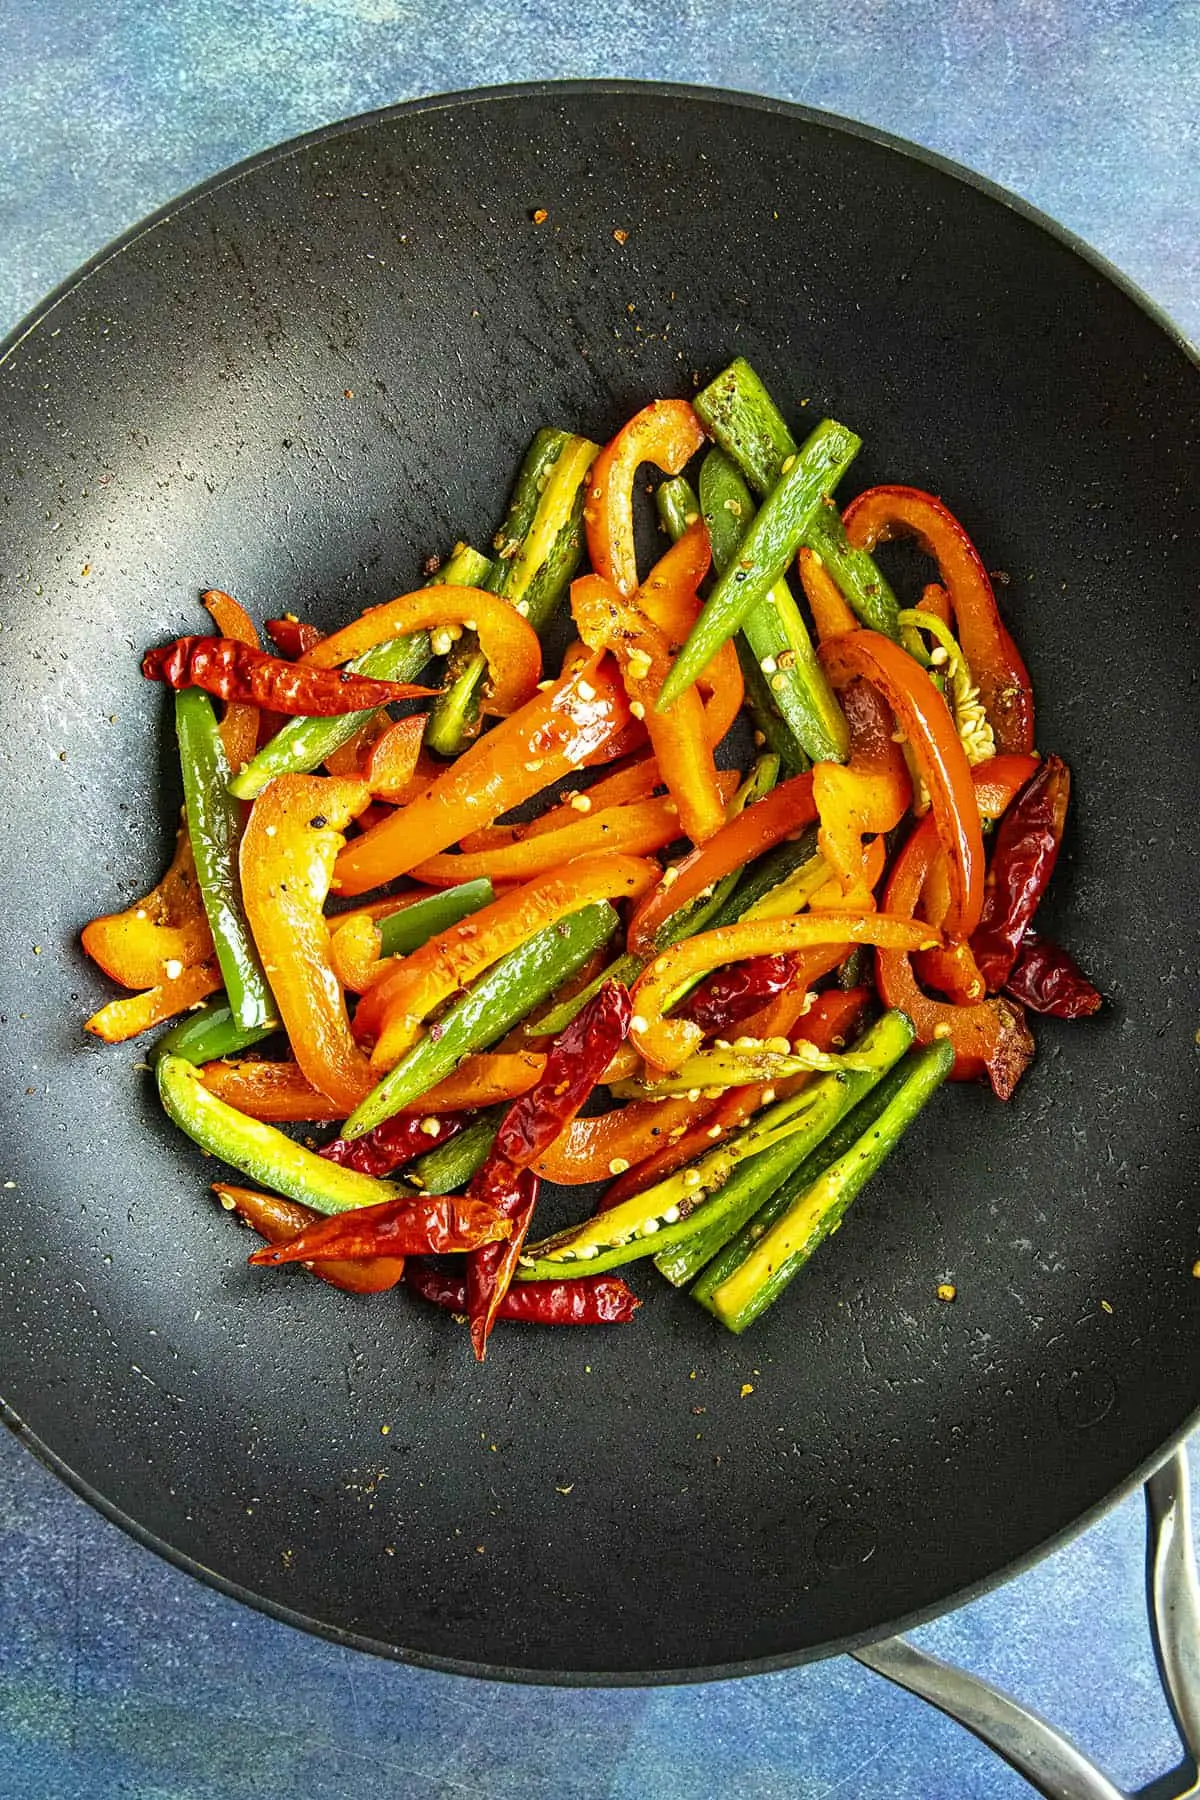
812, 679, 911, 900
201, 590, 261, 773
199, 1049, 547, 1121
323, 711, 393, 778
636, 523, 744, 746
302, 584, 540, 719
626, 772, 817, 956
459, 753, 663, 853
585, 399, 707, 597
240, 774, 375, 1111
82, 821, 215, 989
213, 1184, 407, 1293
534, 1095, 701, 1185
571, 573, 727, 843
333, 652, 633, 896
797, 546, 857, 642
357, 853, 659, 1069
361, 714, 433, 802
820, 629, 985, 940
630, 911, 940, 1071
84, 960, 222, 1042
842, 485, 1035, 754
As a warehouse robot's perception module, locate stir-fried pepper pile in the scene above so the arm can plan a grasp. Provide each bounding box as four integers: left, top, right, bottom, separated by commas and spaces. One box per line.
81, 359, 1101, 1356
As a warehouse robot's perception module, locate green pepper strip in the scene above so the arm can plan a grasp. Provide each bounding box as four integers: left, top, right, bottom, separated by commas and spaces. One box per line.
700, 448, 849, 764
373, 879, 495, 960
175, 689, 274, 1030
655, 473, 702, 542
658, 415, 861, 709
426, 430, 598, 754
228, 542, 490, 800
408, 1108, 504, 1194
341, 902, 619, 1139
653, 1011, 914, 1288
696, 1039, 954, 1331
153, 996, 276, 1066
694, 357, 899, 639
157, 1054, 415, 1215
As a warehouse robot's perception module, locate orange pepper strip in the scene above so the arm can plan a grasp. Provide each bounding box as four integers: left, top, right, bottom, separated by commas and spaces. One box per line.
202, 590, 261, 773
534, 1096, 701, 1185
820, 630, 985, 940
920, 582, 953, 628
323, 711, 393, 778
797, 546, 857, 642
630, 912, 940, 1072
84, 961, 222, 1042
361, 714, 429, 801
635, 522, 744, 746
459, 753, 662, 853
626, 772, 817, 957
301, 585, 540, 719
240, 775, 375, 1111
333, 652, 632, 896
81, 822, 214, 989
199, 1050, 547, 1121
812, 680, 912, 901
600, 986, 869, 1206
842, 485, 1035, 755
359, 853, 659, 1070
585, 399, 708, 597
214, 1184, 407, 1293
571, 572, 727, 843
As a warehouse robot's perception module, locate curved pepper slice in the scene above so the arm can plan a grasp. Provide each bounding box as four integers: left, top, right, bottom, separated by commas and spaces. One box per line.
213, 1184, 406, 1294
248, 1192, 512, 1266
142, 637, 439, 715
797, 545, 857, 642
198, 1049, 547, 1121
359, 714, 432, 802
819, 629, 985, 940
635, 523, 744, 746
571, 572, 727, 843
811, 679, 912, 901
534, 1095, 702, 1185
301, 584, 540, 719
585, 399, 707, 597
626, 772, 817, 956
357, 854, 655, 1068
842, 485, 1035, 754
82, 820, 214, 989
239, 774, 375, 1111
630, 911, 940, 1071
202, 590, 261, 773
84, 960, 222, 1042
333, 652, 632, 895
405, 1261, 641, 1325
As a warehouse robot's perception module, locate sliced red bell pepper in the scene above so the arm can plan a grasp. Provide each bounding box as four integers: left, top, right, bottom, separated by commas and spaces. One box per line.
239, 774, 375, 1111
811, 678, 912, 900
265, 616, 324, 659
302, 584, 541, 718
842, 485, 1035, 755
358, 714, 433, 802
585, 399, 707, 597
332, 652, 633, 895
819, 629, 985, 939
202, 590, 261, 773
82, 821, 214, 989
571, 572, 727, 843
198, 1049, 547, 1121
213, 1184, 406, 1293
247, 1192, 513, 1266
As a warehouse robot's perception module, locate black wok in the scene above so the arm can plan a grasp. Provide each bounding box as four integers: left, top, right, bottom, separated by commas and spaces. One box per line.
1, 83, 1197, 1682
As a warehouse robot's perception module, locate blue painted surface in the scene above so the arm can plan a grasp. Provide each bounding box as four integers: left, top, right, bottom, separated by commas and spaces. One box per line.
1, 4, 1197, 1796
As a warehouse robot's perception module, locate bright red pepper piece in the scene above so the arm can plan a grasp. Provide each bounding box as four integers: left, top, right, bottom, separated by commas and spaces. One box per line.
320, 1112, 465, 1178
247, 1193, 512, 1266
405, 1260, 642, 1325
142, 636, 438, 715
1004, 932, 1102, 1019
970, 753, 1071, 992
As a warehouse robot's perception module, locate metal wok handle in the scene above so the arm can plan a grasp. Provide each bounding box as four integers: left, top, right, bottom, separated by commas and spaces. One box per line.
853, 1445, 1199, 1800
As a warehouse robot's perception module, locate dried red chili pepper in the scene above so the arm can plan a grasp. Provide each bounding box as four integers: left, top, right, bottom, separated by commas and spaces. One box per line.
405, 1260, 642, 1325
1004, 931, 1102, 1019
320, 1112, 464, 1178
142, 636, 438, 715
246, 1193, 511, 1266
682, 953, 799, 1037
266, 617, 324, 659
466, 1167, 541, 1361
970, 754, 1071, 992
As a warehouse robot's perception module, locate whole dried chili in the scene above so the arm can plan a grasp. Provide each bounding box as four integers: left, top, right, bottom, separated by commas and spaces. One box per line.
215, 1184, 406, 1294
405, 1260, 642, 1325
321, 1112, 465, 1178
682, 953, 798, 1037
247, 1192, 513, 1266
1003, 931, 1102, 1019
466, 1166, 542, 1362
970, 754, 1070, 992
265, 617, 324, 659
142, 636, 438, 716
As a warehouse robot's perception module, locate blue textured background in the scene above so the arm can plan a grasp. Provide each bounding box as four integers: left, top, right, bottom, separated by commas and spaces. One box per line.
2, 4, 1197, 1796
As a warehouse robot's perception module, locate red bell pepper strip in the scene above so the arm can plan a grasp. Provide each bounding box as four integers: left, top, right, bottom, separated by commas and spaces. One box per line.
84, 960, 222, 1042
355, 854, 655, 1067
302, 584, 540, 719
571, 573, 727, 843
681, 953, 799, 1037
812, 678, 912, 900
819, 629, 985, 939
142, 637, 439, 715
202, 591, 261, 773
239, 774, 376, 1111
82, 821, 214, 989
320, 1112, 465, 1178
797, 545, 857, 642
969, 753, 1071, 991
1004, 932, 1102, 1019
630, 911, 939, 1071
405, 1260, 642, 1325
332, 652, 633, 895
198, 1050, 547, 1122
842, 485, 1035, 754
247, 1192, 513, 1266
627, 772, 817, 957
585, 399, 707, 597
265, 617, 324, 659
213, 1184, 406, 1294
